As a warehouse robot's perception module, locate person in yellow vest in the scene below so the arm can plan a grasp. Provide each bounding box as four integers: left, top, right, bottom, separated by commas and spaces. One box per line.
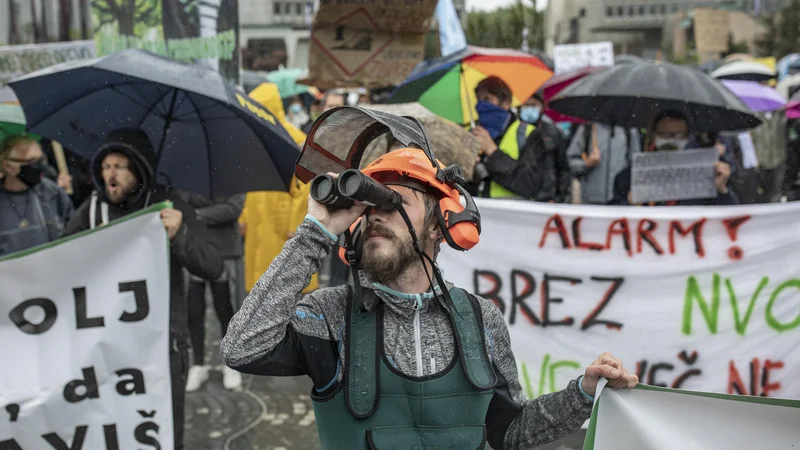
239, 83, 318, 295
469, 76, 546, 200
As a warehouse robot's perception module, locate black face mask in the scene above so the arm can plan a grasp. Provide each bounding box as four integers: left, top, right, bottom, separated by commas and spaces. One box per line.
17, 162, 44, 188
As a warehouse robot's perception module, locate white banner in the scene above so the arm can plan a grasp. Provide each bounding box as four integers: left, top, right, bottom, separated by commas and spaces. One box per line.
585, 381, 800, 448
0, 205, 173, 449
553, 41, 614, 74
438, 199, 800, 401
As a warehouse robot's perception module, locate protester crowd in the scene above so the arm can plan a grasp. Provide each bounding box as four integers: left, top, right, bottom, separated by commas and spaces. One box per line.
2, 52, 798, 449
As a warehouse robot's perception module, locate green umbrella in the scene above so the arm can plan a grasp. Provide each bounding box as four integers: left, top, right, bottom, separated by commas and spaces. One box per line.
0, 104, 39, 147
266, 68, 311, 98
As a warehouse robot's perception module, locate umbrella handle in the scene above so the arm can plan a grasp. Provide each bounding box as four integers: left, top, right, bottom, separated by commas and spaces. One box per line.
51, 141, 73, 195
460, 65, 476, 129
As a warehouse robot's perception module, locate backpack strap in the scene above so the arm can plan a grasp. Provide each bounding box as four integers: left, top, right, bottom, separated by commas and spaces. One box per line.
344, 287, 380, 419
447, 288, 497, 391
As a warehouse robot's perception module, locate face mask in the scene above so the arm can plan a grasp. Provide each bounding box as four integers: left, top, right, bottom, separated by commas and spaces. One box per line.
475, 100, 510, 140
654, 137, 689, 151
17, 162, 44, 188
520, 106, 541, 124
288, 103, 303, 115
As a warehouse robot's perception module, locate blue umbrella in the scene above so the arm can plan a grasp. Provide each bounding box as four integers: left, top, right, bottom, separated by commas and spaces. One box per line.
9, 49, 299, 198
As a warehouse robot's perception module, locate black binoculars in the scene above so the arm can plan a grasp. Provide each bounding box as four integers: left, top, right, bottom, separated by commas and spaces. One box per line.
310, 169, 400, 211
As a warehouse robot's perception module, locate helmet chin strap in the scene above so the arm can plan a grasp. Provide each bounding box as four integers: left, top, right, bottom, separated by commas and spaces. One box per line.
392, 201, 462, 319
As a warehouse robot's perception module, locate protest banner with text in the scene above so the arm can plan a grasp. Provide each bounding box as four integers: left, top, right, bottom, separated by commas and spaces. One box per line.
0, 205, 173, 450
438, 200, 800, 401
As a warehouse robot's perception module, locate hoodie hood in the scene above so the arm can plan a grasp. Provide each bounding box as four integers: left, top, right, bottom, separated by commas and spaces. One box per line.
92, 128, 157, 206
248, 82, 307, 146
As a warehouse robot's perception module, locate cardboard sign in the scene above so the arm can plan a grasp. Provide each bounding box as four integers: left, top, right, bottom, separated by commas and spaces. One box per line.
309, 23, 426, 87
631, 148, 719, 204
314, 0, 438, 33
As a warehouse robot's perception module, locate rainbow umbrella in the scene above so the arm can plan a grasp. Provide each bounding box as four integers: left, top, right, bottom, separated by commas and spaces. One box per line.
387, 46, 553, 126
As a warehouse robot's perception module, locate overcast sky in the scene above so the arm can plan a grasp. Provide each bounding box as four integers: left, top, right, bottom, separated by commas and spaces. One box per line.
465, 0, 548, 12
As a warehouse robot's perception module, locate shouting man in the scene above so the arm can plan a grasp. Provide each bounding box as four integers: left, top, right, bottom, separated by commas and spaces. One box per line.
63, 128, 223, 449
221, 147, 637, 449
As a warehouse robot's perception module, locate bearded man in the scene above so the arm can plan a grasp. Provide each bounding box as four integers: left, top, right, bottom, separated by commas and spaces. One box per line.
221, 147, 637, 449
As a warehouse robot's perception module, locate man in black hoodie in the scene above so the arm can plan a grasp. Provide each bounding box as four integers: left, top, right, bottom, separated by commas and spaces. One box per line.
63, 128, 223, 449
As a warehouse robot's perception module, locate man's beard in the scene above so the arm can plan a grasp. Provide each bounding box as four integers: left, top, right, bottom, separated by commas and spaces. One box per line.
361, 223, 422, 284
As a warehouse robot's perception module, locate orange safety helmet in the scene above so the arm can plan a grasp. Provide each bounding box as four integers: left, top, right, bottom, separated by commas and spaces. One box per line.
337, 147, 481, 266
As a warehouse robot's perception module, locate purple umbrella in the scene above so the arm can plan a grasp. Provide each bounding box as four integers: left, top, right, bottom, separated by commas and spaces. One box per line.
720, 79, 787, 111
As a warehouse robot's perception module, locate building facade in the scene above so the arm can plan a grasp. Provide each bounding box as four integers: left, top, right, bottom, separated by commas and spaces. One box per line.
545, 0, 785, 59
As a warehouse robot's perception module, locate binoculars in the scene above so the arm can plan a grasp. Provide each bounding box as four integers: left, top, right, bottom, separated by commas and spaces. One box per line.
310, 169, 400, 211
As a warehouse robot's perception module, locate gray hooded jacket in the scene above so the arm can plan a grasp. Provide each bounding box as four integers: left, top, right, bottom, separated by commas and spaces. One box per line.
220, 217, 593, 449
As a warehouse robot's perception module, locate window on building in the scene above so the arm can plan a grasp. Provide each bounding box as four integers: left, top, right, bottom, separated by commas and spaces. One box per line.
296, 2, 302, 14
606, 6, 613, 16
628, 5, 634, 15
580, 8, 586, 17
618, 6, 624, 15
639, 5, 645, 14
274, 2, 281, 14
650, 5, 657, 14
672, 4, 679, 12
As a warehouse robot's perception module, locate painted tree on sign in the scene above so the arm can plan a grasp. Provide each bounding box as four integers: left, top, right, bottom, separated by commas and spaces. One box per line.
93, 0, 161, 35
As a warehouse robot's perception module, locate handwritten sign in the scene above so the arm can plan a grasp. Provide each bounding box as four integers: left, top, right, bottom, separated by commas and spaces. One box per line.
307, 1, 433, 87
631, 148, 719, 204
0, 206, 173, 449
553, 42, 614, 74
438, 200, 800, 402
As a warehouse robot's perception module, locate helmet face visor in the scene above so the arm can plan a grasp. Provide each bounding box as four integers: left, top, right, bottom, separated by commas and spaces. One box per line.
296, 106, 436, 183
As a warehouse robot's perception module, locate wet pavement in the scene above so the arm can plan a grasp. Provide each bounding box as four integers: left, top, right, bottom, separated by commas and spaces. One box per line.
184, 301, 585, 450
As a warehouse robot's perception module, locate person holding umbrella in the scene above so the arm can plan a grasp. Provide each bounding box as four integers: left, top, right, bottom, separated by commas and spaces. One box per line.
62, 128, 223, 449
610, 110, 738, 206
469, 76, 548, 200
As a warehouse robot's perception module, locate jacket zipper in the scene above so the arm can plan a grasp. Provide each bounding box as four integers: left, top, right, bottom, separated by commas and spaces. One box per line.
412, 295, 423, 377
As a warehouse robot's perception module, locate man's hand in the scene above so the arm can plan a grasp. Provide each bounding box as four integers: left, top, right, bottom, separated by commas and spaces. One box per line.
715, 161, 731, 194
308, 173, 367, 236
581, 147, 601, 168
56, 173, 72, 191
581, 352, 638, 397
470, 126, 498, 156
161, 208, 183, 240
714, 140, 727, 156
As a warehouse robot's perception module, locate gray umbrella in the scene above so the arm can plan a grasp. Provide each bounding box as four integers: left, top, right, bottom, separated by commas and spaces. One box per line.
548, 60, 761, 132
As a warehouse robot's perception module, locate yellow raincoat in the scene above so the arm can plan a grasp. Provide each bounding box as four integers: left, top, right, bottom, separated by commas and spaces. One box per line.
240, 83, 318, 293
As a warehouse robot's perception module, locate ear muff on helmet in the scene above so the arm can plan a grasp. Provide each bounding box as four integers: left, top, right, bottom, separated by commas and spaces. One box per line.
338, 216, 364, 266
435, 183, 481, 252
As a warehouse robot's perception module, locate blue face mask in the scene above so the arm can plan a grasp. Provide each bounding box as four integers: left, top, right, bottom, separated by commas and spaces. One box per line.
476, 100, 510, 140
288, 103, 303, 115
520, 106, 541, 124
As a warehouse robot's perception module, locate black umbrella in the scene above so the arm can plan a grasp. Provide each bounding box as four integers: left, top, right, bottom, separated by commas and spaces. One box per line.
548, 61, 761, 132
614, 54, 643, 65
9, 49, 299, 198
